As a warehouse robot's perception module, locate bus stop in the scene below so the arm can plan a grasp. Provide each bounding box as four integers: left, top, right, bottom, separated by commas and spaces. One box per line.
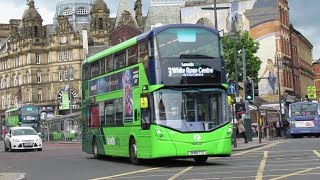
42, 112, 81, 142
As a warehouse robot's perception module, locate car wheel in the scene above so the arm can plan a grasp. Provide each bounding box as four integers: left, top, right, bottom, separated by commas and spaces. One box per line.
4, 142, 9, 152
194, 156, 208, 164
129, 138, 140, 165
92, 137, 100, 159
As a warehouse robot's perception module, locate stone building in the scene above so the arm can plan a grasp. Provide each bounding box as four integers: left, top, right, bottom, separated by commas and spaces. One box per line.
0, 0, 144, 117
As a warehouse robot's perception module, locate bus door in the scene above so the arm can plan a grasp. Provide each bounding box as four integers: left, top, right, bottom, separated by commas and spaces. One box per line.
140, 94, 151, 130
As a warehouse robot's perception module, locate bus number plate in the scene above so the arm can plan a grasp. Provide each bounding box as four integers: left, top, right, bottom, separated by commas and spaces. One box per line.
188, 150, 206, 155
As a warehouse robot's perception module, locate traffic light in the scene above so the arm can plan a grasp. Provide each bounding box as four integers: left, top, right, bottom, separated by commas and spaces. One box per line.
254, 82, 259, 97
245, 80, 254, 101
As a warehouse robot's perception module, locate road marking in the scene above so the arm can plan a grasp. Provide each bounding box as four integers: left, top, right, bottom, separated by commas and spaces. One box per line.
313, 150, 320, 157
270, 166, 320, 180
168, 166, 194, 180
270, 150, 320, 180
90, 167, 161, 180
255, 151, 268, 180
232, 141, 284, 156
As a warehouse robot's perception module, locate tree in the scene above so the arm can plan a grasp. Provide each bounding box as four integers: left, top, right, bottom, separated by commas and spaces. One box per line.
221, 31, 262, 83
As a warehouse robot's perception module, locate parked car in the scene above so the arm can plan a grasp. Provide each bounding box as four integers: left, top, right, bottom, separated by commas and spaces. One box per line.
4, 127, 42, 151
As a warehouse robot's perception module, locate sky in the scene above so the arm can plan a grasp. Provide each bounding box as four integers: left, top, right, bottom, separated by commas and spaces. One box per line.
0, 0, 318, 60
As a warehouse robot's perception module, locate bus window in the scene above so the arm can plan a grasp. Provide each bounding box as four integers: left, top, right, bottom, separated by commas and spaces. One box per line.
105, 101, 114, 126
115, 98, 123, 126
105, 55, 113, 73
90, 106, 99, 127
84, 64, 91, 80
156, 27, 220, 58
138, 41, 148, 62
100, 58, 105, 74
128, 45, 138, 65
91, 61, 100, 77
114, 51, 126, 69
99, 102, 105, 126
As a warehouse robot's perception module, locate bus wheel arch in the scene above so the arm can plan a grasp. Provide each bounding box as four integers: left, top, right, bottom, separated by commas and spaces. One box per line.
129, 136, 140, 165
92, 136, 100, 159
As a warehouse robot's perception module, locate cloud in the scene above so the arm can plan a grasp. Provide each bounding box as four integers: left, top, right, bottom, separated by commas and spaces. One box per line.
288, 0, 320, 60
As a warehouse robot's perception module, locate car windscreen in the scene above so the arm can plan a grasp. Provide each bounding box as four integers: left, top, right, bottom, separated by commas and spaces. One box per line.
12, 129, 37, 136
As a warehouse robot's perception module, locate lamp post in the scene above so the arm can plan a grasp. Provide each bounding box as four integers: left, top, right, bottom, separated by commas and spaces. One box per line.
275, 52, 282, 123
231, 14, 238, 148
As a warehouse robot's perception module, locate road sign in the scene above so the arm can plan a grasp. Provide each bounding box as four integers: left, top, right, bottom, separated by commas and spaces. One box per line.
228, 84, 236, 94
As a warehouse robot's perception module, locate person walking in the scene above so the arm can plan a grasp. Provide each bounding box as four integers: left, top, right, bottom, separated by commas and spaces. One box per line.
275, 119, 282, 137
282, 119, 290, 138
237, 115, 248, 143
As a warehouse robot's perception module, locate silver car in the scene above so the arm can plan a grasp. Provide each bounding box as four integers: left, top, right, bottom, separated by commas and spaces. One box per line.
4, 127, 42, 151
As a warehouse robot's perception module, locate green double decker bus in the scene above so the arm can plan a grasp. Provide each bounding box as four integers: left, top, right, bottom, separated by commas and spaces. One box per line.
82, 24, 233, 164
4, 104, 40, 132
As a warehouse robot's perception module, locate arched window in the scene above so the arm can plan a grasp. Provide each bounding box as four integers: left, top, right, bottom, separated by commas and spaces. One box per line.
37, 72, 42, 83
13, 75, 17, 86
18, 74, 22, 85
34, 26, 38, 37
63, 8, 72, 15
77, 7, 87, 14
98, 18, 103, 29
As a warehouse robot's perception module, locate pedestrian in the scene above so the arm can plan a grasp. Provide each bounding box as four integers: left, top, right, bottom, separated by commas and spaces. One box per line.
282, 119, 290, 138
236, 114, 248, 143
275, 118, 281, 137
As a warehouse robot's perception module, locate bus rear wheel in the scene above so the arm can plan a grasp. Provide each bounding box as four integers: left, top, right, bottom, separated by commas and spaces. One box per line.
92, 138, 100, 159
129, 138, 140, 165
194, 156, 208, 164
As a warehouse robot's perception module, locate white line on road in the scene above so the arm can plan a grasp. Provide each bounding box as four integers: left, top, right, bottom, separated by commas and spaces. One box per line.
90, 167, 161, 180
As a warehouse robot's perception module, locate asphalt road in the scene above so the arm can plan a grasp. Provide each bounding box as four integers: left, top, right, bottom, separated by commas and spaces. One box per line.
0, 138, 320, 180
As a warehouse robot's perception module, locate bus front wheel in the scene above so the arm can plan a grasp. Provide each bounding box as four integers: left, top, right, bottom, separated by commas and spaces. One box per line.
194, 156, 208, 164
129, 138, 140, 165
92, 137, 100, 159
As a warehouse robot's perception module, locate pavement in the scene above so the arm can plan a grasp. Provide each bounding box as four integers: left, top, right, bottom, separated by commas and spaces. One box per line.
233, 137, 271, 151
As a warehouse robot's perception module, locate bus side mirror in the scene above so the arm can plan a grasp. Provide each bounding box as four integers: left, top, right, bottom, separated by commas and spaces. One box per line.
140, 97, 149, 109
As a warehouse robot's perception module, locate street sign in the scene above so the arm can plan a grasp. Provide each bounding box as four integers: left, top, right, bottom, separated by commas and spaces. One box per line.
235, 102, 246, 114
228, 84, 236, 94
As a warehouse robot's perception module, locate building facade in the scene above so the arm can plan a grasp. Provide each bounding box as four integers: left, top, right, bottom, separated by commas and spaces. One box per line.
0, 0, 144, 117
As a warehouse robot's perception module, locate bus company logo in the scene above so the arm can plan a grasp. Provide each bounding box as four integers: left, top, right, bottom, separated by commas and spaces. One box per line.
194, 134, 201, 142
107, 136, 120, 146
181, 62, 195, 67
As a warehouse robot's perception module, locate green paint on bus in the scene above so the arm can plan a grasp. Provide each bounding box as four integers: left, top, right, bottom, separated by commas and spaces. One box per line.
82, 24, 232, 165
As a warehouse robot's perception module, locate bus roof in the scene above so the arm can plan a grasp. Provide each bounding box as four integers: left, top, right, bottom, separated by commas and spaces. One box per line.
84, 23, 219, 64
5, 108, 18, 113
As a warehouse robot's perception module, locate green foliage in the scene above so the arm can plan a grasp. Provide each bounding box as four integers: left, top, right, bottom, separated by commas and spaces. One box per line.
221, 31, 262, 83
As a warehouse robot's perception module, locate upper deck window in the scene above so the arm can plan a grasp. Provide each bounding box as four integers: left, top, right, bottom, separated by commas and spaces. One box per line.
156, 28, 220, 59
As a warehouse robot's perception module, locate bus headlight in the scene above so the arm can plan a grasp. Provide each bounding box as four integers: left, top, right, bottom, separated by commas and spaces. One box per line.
227, 127, 233, 136
156, 129, 164, 138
